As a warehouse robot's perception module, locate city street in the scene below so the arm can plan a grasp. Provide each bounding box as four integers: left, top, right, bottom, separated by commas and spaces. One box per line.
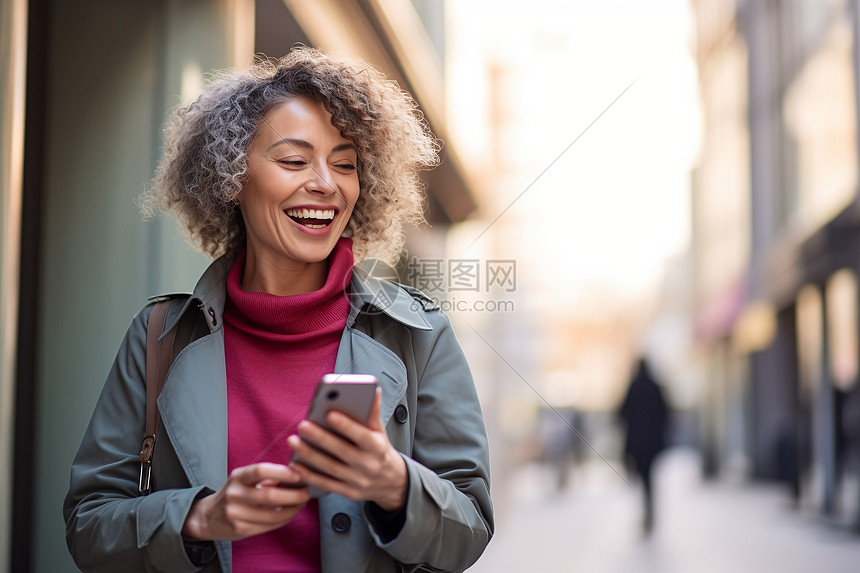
468, 449, 860, 573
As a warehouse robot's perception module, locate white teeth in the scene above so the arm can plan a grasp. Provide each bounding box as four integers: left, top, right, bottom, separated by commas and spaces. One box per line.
286, 208, 335, 220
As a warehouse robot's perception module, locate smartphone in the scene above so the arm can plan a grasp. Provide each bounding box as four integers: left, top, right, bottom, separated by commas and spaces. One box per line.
306, 373, 378, 433
292, 373, 378, 497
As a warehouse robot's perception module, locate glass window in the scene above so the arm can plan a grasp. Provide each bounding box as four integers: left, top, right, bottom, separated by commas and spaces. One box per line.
797, 285, 823, 391
783, 15, 858, 230
826, 269, 858, 390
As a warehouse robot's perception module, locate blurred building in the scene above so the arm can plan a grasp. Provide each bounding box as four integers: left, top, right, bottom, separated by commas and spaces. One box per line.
0, 1, 477, 571
692, 0, 860, 529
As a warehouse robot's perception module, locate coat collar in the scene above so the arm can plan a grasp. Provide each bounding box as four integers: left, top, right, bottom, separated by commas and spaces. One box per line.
164, 253, 433, 335
346, 262, 432, 331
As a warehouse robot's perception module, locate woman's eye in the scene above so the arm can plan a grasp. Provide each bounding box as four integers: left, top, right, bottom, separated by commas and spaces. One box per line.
278, 160, 307, 167
334, 163, 356, 171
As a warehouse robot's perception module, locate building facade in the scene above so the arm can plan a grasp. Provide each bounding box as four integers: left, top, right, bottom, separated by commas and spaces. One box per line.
692, 0, 860, 529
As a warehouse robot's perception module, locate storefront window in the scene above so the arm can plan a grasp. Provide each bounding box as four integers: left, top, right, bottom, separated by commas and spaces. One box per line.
826, 269, 858, 390
783, 15, 858, 231
797, 285, 823, 392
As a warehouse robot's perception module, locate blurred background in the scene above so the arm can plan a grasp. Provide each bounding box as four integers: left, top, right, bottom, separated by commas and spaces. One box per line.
3, 0, 860, 571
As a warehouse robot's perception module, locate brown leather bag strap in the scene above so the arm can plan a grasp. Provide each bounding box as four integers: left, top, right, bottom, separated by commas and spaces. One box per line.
139, 300, 177, 494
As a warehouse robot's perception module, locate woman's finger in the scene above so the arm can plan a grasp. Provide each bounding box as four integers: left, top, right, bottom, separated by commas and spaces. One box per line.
294, 419, 381, 470
289, 459, 362, 500
367, 387, 384, 432
324, 387, 384, 443
230, 462, 298, 487
247, 482, 310, 508
288, 433, 352, 476
223, 499, 300, 526
295, 420, 354, 453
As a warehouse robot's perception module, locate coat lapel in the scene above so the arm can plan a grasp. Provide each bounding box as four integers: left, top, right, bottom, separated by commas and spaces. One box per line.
157, 331, 228, 490
319, 327, 409, 573
333, 327, 407, 427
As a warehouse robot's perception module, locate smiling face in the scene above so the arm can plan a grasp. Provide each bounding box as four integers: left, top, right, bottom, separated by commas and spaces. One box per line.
237, 96, 360, 293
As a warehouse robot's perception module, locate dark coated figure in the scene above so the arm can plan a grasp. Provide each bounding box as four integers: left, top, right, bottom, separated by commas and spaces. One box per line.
618, 357, 669, 534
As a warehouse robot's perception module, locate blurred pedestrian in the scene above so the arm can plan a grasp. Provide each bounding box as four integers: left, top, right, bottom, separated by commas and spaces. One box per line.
775, 422, 800, 504
538, 406, 583, 492
617, 357, 669, 534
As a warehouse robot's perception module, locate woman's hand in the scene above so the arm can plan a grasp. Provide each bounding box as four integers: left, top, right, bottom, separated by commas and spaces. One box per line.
287, 388, 408, 511
181, 462, 310, 541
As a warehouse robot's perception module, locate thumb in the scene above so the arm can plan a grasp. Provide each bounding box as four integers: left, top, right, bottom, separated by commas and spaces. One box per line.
367, 386, 384, 432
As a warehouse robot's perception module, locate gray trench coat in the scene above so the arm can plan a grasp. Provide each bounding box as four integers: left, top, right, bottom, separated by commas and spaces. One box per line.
64, 255, 493, 573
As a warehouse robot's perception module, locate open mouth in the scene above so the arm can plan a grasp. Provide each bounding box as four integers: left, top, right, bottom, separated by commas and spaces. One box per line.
285, 208, 336, 229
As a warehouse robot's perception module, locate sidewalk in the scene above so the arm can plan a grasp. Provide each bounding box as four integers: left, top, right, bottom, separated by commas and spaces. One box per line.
468, 448, 860, 573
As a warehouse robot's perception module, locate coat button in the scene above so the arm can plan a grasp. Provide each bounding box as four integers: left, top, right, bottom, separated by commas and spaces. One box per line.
332, 512, 351, 532
394, 404, 408, 424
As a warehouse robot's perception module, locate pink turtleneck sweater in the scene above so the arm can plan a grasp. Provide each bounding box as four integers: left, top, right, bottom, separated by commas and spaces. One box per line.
224, 238, 353, 572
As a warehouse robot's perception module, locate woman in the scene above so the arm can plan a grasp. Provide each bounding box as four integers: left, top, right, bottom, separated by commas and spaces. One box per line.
64, 47, 493, 573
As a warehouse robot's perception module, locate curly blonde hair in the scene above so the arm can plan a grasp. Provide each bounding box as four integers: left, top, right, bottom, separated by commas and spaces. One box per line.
140, 47, 439, 264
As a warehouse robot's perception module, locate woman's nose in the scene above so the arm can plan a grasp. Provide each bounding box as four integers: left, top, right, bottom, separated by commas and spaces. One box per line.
303, 165, 336, 195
